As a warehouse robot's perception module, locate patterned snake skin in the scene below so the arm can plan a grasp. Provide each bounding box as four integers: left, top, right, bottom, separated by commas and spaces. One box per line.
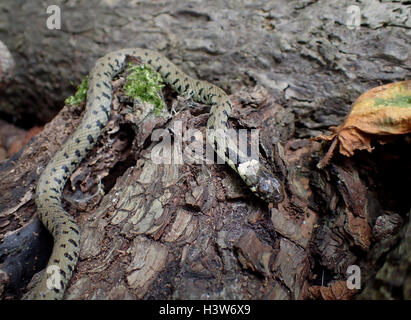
33, 48, 284, 299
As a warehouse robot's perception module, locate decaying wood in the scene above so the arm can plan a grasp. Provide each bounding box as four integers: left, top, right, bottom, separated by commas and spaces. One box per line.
1, 79, 308, 299
1, 0, 410, 128
2, 76, 409, 300
0, 0, 410, 300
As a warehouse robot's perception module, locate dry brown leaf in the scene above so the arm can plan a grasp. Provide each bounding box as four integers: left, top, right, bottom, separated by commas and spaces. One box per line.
315, 81, 411, 168
308, 280, 357, 300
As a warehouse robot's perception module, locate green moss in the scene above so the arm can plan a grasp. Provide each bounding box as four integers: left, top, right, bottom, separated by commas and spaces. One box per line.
374, 95, 411, 108
64, 63, 165, 113
65, 76, 88, 106
124, 63, 165, 114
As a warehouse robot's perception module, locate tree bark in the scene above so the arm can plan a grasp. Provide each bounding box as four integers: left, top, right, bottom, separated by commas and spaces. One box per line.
1, 0, 410, 126
0, 0, 410, 300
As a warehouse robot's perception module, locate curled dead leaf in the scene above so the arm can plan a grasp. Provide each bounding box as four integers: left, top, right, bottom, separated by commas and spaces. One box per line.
315, 81, 411, 168
308, 280, 357, 300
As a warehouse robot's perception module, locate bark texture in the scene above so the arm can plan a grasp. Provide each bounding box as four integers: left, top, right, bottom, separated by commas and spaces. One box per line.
0, 0, 410, 126
0, 0, 410, 300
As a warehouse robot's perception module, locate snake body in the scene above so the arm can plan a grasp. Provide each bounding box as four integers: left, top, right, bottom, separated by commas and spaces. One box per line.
34, 48, 283, 299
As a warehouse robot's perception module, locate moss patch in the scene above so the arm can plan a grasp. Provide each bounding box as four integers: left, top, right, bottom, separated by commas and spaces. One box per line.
65, 76, 88, 106
64, 63, 165, 113
124, 63, 165, 114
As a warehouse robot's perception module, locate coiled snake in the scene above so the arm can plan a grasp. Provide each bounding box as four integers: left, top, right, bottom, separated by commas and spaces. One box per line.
33, 48, 284, 299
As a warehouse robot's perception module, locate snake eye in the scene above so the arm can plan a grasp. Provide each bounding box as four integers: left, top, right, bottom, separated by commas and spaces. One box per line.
256, 170, 284, 203
258, 179, 271, 194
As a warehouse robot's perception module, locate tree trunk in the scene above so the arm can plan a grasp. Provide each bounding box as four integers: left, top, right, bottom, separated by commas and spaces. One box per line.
0, 0, 410, 300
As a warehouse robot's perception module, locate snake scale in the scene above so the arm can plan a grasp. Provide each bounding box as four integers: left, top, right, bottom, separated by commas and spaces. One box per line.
33, 48, 284, 299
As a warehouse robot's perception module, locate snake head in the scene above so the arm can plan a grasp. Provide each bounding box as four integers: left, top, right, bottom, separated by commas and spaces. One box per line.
255, 167, 284, 203
237, 159, 284, 204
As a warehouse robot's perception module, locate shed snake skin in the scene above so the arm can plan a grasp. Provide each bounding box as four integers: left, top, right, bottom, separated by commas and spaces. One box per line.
33, 48, 284, 299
